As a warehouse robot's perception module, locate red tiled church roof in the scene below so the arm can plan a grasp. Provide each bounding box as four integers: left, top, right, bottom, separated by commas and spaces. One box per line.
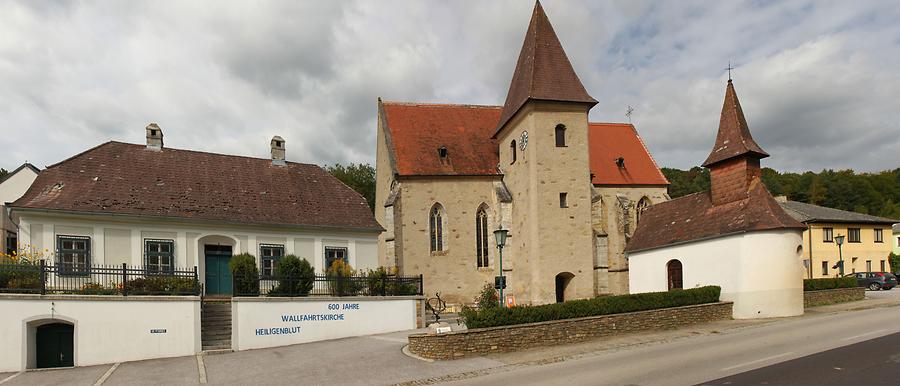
589, 123, 668, 186
495, 1, 596, 136
12, 142, 381, 231
702, 80, 769, 167
381, 101, 666, 185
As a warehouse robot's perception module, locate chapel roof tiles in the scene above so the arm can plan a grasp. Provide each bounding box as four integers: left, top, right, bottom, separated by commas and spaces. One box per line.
494, 1, 596, 136
701, 80, 769, 167
11, 142, 381, 231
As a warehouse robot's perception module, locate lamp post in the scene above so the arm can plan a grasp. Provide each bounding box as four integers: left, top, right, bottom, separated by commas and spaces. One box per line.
493, 228, 509, 308
835, 234, 845, 276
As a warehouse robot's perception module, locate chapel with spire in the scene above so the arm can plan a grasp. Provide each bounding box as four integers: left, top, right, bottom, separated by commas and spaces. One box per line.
626, 80, 807, 319
374, 1, 670, 306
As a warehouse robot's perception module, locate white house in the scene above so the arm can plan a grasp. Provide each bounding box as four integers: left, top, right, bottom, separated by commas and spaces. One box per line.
626, 80, 807, 319
9, 124, 383, 296
1, 163, 40, 255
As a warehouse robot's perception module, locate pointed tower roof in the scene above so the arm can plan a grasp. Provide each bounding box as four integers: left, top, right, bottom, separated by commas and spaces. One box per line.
701, 80, 769, 167
494, 1, 597, 137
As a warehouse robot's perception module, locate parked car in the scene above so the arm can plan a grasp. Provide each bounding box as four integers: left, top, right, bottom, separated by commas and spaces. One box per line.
846, 272, 898, 290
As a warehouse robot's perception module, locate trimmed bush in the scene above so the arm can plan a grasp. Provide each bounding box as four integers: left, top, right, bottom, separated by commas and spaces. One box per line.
326, 259, 361, 296
270, 255, 314, 296
460, 286, 721, 329
804, 276, 858, 291
230, 253, 259, 295
365, 267, 419, 296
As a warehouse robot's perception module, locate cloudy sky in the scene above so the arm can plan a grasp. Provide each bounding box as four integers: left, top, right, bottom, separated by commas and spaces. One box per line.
1, 0, 898, 173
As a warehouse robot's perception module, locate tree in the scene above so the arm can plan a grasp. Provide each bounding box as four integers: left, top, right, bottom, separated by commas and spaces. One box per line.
0, 168, 7, 181
326, 163, 375, 212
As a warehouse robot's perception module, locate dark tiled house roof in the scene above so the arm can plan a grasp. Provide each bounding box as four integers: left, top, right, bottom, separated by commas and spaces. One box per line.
381, 102, 667, 185
494, 1, 596, 135
11, 142, 381, 231
701, 80, 769, 167
779, 200, 897, 225
625, 181, 805, 253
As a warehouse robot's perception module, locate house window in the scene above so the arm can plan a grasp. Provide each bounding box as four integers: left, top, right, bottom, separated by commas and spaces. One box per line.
866, 260, 872, 272
881, 260, 886, 272
510, 140, 517, 164
430, 204, 445, 252
874, 229, 883, 243
325, 247, 348, 270
144, 239, 174, 273
559, 193, 568, 208
555, 124, 566, 147
57, 236, 90, 276
476, 207, 489, 268
848, 228, 861, 243
260, 244, 285, 277
823, 227, 833, 242
4, 231, 15, 256
822, 261, 828, 276
667, 259, 683, 290
636, 197, 651, 223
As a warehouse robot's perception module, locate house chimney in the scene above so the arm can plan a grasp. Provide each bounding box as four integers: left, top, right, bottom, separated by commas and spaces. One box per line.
271, 136, 285, 165
146, 123, 163, 150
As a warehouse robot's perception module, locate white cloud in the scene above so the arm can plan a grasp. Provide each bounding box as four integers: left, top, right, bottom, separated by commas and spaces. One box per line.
0, 0, 897, 173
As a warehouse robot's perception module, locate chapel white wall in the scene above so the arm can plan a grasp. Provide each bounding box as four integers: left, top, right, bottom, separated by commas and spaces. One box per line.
628, 229, 805, 319
0, 296, 200, 372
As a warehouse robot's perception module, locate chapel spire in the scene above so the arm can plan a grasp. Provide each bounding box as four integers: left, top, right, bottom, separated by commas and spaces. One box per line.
494, 0, 597, 136
701, 80, 769, 167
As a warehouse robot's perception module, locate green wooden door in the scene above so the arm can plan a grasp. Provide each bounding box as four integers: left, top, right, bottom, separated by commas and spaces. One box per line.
204, 246, 233, 295
36, 323, 74, 368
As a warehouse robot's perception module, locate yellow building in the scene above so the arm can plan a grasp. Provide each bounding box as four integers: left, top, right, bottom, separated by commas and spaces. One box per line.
778, 198, 897, 278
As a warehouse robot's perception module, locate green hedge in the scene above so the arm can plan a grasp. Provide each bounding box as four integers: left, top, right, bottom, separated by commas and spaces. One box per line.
460, 286, 721, 329
803, 277, 858, 291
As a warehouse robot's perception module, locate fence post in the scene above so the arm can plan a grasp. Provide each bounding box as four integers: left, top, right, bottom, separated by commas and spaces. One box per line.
381, 274, 387, 296
193, 266, 199, 295
419, 274, 424, 296
40, 259, 46, 295
122, 263, 128, 296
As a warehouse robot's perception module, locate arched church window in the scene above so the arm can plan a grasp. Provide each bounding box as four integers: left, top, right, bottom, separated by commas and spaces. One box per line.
667, 259, 683, 290
510, 140, 517, 164
430, 204, 445, 252
636, 197, 651, 223
555, 124, 567, 147
476, 206, 489, 268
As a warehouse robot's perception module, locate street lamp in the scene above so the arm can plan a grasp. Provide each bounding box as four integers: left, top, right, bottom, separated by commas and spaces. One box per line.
493, 228, 509, 308
835, 234, 845, 276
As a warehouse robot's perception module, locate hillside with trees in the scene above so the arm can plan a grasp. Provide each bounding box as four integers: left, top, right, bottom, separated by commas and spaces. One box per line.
662, 167, 900, 219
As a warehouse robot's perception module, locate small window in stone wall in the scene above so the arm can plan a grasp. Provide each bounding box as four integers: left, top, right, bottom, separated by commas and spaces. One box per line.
559, 193, 568, 208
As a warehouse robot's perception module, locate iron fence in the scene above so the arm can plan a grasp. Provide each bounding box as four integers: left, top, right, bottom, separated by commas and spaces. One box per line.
0, 260, 200, 295
233, 272, 423, 297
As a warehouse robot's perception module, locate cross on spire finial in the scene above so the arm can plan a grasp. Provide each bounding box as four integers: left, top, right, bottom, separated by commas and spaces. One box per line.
626, 105, 634, 123
725, 60, 734, 81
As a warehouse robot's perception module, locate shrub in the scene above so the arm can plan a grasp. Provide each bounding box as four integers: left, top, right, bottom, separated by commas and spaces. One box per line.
476, 282, 500, 310
364, 267, 420, 296
80, 282, 119, 295
127, 276, 198, 295
459, 286, 721, 329
803, 276, 858, 291
230, 253, 259, 295
326, 259, 361, 296
270, 255, 314, 296
0, 260, 41, 292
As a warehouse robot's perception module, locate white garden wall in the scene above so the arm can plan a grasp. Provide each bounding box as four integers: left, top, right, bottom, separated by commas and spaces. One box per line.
628, 229, 805, 319
232, 296, 420, 351
0, 295, 200, 372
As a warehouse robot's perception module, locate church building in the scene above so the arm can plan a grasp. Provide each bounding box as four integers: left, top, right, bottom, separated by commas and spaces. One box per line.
374, 2, 668, 306
626, 79, 807, 319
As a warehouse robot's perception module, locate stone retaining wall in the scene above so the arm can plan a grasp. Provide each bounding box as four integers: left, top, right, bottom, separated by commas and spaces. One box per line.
408, 301, 733, 360
803, 287, 865, 307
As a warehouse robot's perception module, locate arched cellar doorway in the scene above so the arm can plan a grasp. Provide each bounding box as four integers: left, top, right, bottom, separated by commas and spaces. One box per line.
35, 322, 74, 368
555, 272, 575, 303
667, 259, 683, 290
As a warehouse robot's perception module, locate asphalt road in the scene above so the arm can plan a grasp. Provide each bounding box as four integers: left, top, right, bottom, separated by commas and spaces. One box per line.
443, 300, 900, 386
702, 331, 900, 385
